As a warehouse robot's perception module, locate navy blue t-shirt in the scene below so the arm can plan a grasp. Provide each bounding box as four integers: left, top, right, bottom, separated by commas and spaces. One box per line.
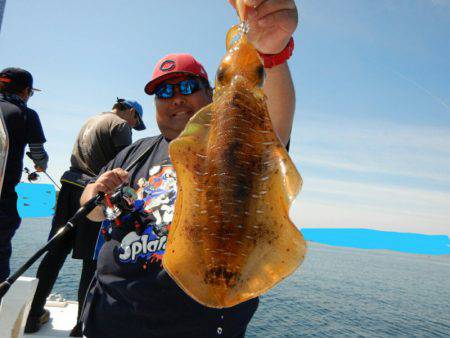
82, 136, 258, 338
0, 93, 46, 200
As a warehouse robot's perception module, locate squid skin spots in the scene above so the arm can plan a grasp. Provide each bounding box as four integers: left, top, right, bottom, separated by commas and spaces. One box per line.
164, 15, 306, 308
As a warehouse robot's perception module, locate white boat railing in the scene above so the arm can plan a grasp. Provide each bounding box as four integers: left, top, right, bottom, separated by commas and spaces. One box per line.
0, 276, 38, 338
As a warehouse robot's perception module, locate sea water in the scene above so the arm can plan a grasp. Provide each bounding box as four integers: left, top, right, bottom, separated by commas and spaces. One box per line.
11, 218, 450, 337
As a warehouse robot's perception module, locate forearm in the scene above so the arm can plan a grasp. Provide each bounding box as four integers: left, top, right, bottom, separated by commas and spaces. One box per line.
80, 183, 105, 222
80, 168, 130, 222
263, 62, 296, 146
28, 143, 49, 170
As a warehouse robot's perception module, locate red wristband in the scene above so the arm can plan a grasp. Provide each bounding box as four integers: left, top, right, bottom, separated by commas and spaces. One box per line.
258, 37, 294, 69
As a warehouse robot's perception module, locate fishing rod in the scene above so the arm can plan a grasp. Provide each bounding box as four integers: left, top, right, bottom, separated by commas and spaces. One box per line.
0, 144, 156, 299
0, 192, 104, 299
24, 167, 61, 190
43, 171, 61, 190
25, 152, 61, 190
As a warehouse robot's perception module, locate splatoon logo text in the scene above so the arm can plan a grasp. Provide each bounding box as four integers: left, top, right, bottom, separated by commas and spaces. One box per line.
117, 164, 177, 264
118, 231, 167, 262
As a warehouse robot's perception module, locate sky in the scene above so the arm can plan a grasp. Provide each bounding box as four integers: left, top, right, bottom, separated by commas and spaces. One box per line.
1, 0, 449, 236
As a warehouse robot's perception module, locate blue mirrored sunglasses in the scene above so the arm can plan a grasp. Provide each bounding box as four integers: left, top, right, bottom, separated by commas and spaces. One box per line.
155, 79, 201, 99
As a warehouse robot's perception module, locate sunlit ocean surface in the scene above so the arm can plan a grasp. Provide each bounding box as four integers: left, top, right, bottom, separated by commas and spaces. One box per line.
11, 218, 450, 337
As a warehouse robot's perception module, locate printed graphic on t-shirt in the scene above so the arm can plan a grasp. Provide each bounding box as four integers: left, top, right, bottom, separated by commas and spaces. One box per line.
117, 164, 177, 264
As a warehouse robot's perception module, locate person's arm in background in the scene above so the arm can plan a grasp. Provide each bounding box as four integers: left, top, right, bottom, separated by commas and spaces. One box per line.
27, 143, 49, 172
25, 109, 49, 172
228, 0, 298, 146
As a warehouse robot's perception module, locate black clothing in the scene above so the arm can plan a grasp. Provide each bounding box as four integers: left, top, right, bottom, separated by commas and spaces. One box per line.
59, 170, 102, 259
29, 112, 133, 328
0, 200, 21, 281
82, 136, 259, 338
28, 183, 100, 321
27, 143, 49, 170
0, 93, 45, 282
48, 179, 101, 259
0, 93, 46, 200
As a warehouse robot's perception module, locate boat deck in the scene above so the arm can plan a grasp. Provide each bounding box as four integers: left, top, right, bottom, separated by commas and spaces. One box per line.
23, 301, 78, 338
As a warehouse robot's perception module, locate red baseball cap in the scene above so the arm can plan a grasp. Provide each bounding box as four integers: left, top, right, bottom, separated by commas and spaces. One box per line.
144, 53, 209, 95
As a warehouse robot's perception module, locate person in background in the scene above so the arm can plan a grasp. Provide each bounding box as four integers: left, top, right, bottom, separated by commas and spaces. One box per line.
79, 0, 298, 336
0, 67, 48, 282
25, 98, 146, 336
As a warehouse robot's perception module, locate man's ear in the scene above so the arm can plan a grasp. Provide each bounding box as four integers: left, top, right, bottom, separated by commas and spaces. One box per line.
22, 86, 31, 97
18, 87, 31, 102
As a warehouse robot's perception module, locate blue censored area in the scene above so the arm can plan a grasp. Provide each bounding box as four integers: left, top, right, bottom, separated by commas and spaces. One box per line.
302, 228, 450, 255
14, 183, 450, 255
16, 182, 56, 218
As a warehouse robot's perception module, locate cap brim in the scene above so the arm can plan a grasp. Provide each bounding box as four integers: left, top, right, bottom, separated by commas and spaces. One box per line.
32, 88, 42, 92
144, 72, 199, 95
133, 123, 146, 131
133, 114, 146, 131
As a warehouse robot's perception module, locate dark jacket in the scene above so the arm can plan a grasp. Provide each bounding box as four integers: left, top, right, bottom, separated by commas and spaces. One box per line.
0, 93, 46, 200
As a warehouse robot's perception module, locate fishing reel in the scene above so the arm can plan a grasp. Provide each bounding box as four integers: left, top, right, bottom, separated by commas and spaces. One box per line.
103, 185, 137, 219
100, 185, 152, 241
23, 167, 40, 182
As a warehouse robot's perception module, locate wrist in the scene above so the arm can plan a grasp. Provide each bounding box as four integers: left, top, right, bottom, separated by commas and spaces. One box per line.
258, 37, 294, 69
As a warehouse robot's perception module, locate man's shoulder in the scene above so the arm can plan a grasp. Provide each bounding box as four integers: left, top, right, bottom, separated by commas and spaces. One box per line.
0, 95, 24, 113
24, 106, 39, 117
0, 99, 20, 114
134, 135, 163, 146
84, 112, 128, 131
125, 135, 164, 153
0, 96, 38, 118
107, 135, 164, 169
100, 112, 128, 126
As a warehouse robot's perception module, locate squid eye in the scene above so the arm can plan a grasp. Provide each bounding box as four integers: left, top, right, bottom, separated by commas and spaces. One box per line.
216, 66, 227, 85
256, 65, 265, 87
